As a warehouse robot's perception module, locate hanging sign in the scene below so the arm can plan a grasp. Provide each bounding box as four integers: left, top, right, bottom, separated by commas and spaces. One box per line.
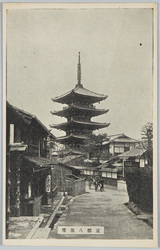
45, 175, 51, 192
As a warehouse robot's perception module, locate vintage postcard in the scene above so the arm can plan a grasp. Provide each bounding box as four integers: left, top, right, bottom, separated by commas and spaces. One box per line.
2, 2, 158, 247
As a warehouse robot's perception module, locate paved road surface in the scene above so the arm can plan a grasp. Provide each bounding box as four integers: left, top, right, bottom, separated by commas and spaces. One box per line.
48, 183, 153, 239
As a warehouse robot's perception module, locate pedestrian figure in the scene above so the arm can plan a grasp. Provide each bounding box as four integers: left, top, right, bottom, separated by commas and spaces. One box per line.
89, 178, 93, 189
95, 180, 98, 191
100, 178, 104, 192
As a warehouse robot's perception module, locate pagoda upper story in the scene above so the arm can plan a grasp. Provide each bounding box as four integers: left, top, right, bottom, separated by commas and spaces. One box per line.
50, 52, 110, 146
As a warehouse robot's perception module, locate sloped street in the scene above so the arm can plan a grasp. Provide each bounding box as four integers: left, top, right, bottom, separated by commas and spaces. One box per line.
48, 183, 153, 239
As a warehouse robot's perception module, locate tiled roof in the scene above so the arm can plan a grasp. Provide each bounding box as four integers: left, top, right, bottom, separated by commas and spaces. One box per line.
97, 162, 109, 168
51, 104, 108, 118
23, 156, 51, 167
51, 155, 83, 165
53, 86, 107, 100
52, 86, 107, 104
74, 86, 107, 98
50, 119, 110, 130
99, 167, 118, 172
7, 101, 55, 138
70, 165, 101, 171
67, 166, 88, 170
118, 147, 146, 158
60, 150, 85, 156
55, 134, 88, 141
102, 133, 138, 145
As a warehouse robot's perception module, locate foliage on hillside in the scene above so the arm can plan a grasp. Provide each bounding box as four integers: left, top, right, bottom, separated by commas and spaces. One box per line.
82, 133, 108, 162
125, 167, 153, 213
141, 122, 153, 167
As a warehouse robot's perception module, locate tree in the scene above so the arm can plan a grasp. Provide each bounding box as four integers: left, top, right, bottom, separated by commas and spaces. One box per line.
82, 133, 108, 163
141, 122, 153, 167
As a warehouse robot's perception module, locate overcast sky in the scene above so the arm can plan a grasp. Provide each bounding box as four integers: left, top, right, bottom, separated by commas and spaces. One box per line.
6, 7, 153, 140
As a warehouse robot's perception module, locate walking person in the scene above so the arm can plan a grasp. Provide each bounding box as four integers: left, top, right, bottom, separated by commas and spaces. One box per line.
89, 177, 93, 189
95, 180, 98, 191
100, 177, 104, 192
92, 178, 95, 189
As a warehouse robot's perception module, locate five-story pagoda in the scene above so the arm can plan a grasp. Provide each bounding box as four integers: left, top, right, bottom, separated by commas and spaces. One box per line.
50, 52, 110, 149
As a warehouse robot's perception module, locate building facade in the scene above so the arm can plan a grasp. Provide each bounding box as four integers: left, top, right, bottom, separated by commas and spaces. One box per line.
118, 147, 148, 168
101, 133, 138, 159
6, 102, 55, 237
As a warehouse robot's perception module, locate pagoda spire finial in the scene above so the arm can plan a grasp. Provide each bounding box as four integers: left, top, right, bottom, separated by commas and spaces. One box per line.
76, 52, 83, 87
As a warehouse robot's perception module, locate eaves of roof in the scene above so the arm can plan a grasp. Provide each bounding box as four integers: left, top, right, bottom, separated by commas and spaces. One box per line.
118, 148, 147, 158
52, 86, 107, 102
7, 101, 55, 138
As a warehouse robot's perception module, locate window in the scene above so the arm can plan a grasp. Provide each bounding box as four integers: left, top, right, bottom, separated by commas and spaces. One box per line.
109, 145, 114, 154
106, 172, 111, 178
28, 182, 32, 198
112, 173, 117, 179
120, 147, 124, 153
115, 147, 120, 153
140, 159, 145, 168
102, 172, 106, 177
89, 171, 93, 175
115, 147, 124, 153
145, 159, 148, 164
10, 124, 14, 144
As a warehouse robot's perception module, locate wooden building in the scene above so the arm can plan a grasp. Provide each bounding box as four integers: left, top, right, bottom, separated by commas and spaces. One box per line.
118, 147, 148, 168
6, 102, 55, 237
51, 154, 86, 197
51, 154, 84, 189
99, 166, 118, 187
50, 52, 110, 149
101, 133, 138, 159
79, 166, 101, 178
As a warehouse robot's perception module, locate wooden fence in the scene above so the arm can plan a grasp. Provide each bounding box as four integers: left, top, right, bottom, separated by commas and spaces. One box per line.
66, 177, 85, 196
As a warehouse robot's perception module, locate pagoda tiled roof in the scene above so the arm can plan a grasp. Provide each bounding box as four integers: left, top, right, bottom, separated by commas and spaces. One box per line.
52, 85, 107, 104
55, 134, 88, 143
51, 104, 109, 118
55, 134, 88, 140
50, 119, 110, 131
